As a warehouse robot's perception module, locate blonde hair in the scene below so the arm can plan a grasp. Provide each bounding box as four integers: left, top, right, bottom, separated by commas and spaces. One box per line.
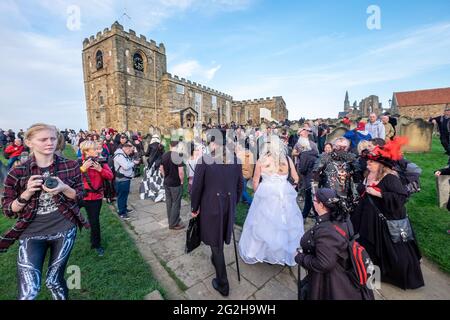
366, 160, 397, 181
24, 123, 58, 141
357, 140, 371, 155
24, 123, 58, 155
260, 136, 288, 174
80, 140, 99, 158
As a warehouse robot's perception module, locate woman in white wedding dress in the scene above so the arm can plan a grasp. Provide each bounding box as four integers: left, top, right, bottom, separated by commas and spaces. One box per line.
239, 139, 304, 266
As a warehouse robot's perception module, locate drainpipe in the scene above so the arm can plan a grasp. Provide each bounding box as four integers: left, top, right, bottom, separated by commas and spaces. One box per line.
154, 50, 157, 126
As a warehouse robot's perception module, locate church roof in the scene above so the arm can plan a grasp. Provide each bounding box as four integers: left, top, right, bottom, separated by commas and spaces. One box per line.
394, 87, 450, 107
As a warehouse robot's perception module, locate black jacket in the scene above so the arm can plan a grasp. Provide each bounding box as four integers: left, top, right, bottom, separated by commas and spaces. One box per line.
190, 155, 243, 249
145, 142, 164, 168
296, 213, 374, 300
297, 149, 318, 189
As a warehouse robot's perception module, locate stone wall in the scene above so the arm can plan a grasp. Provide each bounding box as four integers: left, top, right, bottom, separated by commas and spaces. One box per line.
398, 104, 446, 119
232, 97, 288, 124
160, 73, 233, 127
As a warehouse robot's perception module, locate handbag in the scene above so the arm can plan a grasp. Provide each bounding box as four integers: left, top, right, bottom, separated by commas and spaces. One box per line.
367, 196, 414, 243
185, 217, 201, 253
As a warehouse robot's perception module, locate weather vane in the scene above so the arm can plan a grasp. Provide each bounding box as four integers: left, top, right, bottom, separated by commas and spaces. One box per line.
119, 8, 132, 26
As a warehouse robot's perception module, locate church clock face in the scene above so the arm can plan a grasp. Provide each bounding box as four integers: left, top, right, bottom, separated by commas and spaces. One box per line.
133, 53, 144, 72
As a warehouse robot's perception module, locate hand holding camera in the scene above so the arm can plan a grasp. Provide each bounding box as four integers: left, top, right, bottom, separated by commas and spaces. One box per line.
42, 176, 68, 195
22, 175, 44, 199
81, 158, 95, 172
22, 175, 68, 199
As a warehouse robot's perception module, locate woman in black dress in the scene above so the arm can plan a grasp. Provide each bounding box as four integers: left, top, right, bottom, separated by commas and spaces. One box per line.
351, 137, 424, 290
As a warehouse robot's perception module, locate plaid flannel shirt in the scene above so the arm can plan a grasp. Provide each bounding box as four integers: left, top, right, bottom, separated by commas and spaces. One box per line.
0, 154, 90, 252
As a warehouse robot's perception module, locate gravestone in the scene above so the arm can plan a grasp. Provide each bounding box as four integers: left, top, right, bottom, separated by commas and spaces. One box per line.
397, 117, 434, 153
326, 127, 348, 143
290, 123, 299, 132
436, 175, 450, 209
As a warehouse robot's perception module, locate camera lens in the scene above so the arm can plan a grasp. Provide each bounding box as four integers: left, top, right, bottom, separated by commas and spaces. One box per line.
44, 177, 59, 189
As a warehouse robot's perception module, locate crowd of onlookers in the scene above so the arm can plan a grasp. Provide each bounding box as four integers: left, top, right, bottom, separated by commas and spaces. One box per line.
0, 107, 449, 300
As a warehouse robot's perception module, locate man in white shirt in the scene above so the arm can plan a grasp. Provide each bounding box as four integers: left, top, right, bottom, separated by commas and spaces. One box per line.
365, 113, 386, 140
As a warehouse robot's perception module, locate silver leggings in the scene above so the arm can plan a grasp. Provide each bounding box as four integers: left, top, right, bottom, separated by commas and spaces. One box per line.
17, 227, 77, 300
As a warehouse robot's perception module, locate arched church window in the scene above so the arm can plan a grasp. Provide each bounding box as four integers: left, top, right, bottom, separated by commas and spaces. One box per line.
96, 50, 103, 70
133, 52, 144, 72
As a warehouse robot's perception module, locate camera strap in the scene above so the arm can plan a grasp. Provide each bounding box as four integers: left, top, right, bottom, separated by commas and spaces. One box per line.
82, 171, 103, 193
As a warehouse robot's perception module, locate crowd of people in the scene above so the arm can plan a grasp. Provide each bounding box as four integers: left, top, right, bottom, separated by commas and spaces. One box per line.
1, 107, 449, 300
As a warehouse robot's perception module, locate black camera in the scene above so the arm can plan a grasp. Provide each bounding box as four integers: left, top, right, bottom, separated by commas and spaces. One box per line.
86, 156, 107, 164
44, 177, 59, 189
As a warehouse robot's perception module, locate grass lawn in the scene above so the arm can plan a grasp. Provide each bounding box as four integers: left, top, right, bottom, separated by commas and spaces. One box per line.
404, 138, 450, 274
0, 146, 165, 300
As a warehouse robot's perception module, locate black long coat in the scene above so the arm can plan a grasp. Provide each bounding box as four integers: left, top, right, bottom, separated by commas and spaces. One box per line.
351, 174, 424, 290
296, 213, 374, 300
145, 142, 164, 168
297, 149, 318, 189
190, 154, 243, 249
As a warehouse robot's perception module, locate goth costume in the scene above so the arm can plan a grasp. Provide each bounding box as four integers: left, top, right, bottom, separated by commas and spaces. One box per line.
139, 136, 165, 202
351, 138, 424, 290
313, 150, 358, 212
190, 152, 243, 296
296, 188, 374, 300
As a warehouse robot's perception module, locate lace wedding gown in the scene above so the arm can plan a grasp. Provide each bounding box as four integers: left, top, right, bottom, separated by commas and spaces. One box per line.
238, 173, 304, 266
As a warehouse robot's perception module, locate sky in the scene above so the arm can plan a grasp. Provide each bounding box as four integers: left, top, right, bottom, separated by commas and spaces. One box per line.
1, 0, 450, 131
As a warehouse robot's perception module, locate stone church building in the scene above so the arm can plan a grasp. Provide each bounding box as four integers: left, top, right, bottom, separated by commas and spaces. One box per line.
391, 87, 450, 119
82, 22, 288, 132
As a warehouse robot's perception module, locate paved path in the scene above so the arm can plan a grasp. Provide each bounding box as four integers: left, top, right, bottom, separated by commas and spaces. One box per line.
118, 179, 450, 300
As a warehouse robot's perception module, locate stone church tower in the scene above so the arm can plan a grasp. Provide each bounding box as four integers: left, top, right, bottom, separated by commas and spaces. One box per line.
82, 21, 167, 131
83, 22, 288, 133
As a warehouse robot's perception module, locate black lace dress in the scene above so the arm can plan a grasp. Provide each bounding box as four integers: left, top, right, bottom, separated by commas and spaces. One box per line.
351, 174, 424, 290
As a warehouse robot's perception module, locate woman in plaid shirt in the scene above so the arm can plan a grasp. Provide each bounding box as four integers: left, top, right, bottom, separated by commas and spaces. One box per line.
1, 123, 89, 300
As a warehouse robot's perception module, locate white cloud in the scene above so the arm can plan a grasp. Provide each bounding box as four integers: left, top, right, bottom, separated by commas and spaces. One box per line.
31, 0, 254, 32
171, 60, 222, 82
251, 22, 450, 120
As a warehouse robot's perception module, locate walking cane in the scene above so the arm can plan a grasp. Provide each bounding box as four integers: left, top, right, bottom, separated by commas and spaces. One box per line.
232, 227, 241, 282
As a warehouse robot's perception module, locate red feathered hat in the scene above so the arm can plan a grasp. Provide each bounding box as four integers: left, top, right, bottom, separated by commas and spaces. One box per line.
366, 137, 409, 168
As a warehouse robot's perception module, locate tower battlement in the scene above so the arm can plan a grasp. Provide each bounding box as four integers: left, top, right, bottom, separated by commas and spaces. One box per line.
162, 73, 233, 100
233, 97, 277, 105
82, 21, 165, 54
